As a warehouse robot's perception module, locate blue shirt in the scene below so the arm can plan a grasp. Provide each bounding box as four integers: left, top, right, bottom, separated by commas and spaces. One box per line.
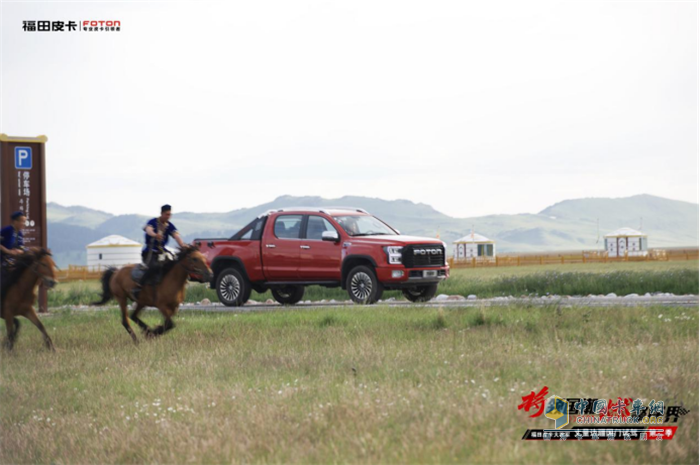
143, 218, 177, 254
1, 225, 24, 264
0, 225, 24, 251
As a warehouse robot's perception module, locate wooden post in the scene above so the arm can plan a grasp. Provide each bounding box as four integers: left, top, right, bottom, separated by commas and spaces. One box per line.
0, 134, 49, 312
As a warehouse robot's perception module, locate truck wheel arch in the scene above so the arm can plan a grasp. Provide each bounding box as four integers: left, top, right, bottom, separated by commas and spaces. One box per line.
341, 255, 378, 290
211, 257, 250, 288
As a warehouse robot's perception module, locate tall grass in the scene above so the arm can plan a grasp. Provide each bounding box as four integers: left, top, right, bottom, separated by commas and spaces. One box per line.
48, 261, 699, 306
443, 269, 699, 297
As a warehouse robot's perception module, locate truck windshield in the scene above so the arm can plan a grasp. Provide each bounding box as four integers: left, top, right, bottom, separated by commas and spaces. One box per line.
333, 215, 398, 237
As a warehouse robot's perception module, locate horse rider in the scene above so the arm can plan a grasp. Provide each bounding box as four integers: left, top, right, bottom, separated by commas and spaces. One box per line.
132, 204, 186, 298
0, 211, 27, 297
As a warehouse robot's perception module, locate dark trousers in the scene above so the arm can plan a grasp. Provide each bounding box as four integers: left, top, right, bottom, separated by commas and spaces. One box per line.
139, 250, 165, 286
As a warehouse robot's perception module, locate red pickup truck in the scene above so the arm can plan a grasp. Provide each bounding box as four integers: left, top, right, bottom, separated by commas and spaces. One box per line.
193, 207, 449, 306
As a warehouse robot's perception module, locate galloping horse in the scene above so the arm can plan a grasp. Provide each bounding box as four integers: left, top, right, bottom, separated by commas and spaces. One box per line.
92, 245, 212, 343
1, 248, 57, 351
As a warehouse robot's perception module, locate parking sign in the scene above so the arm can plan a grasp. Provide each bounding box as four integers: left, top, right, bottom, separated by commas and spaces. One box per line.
15, 146, 32, 169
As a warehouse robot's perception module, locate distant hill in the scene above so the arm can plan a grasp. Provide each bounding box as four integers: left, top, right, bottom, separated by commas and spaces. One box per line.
44, 194, 698, 267
47, 202, 114, 229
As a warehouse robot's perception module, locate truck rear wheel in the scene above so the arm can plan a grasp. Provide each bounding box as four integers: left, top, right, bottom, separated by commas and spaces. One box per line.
216, 268, 251, 307
346, 265, 383, 304
271, 286, 305, 305
402, 283, 439, 302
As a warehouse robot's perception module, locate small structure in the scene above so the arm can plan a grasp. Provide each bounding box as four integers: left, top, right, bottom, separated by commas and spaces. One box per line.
86, 235, 142, 270
453, 232, 496, 259
604, 227, 648, 258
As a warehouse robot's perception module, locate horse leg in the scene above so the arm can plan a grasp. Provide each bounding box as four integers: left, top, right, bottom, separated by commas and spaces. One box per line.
117, 297, 139, 345
148, 307, 176, 337
13, 318, 21, 340
129, 303, 150, 333
3, 314, 17, 351
24, 309, 55, 352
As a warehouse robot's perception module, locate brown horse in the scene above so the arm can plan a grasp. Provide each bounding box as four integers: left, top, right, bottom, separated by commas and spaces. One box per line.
92, 246, 212, 343
1, 248, 57, 351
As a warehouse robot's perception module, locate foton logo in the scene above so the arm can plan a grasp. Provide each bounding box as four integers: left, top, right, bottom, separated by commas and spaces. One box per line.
414, 248, 442, 255
83, 20, 121, 28
22, 20, 121, 32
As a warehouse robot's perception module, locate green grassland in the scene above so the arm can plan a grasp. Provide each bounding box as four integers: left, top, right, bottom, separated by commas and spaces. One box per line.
1, 305, 697, 464
48, 260, 699, 307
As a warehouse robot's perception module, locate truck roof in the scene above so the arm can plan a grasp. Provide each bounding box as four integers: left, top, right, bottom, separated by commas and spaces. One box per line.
258, 207, 369, 218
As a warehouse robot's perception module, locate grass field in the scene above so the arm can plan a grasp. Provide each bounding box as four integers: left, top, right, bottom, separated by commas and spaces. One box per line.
47, 260, 699, 307
1, 304, 697, 464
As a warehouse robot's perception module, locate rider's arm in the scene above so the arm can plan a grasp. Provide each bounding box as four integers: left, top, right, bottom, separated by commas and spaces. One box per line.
173, 231, 186, 248
145, 225, 158, 237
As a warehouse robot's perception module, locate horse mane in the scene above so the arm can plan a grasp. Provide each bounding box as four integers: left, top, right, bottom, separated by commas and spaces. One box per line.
1, 248, 52, 305
161, 246, 199, 275
141, 246, 199, 285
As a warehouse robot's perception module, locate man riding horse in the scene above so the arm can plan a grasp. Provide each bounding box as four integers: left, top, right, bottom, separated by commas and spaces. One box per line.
133, 204, 186, 298
0, 211, 27, 298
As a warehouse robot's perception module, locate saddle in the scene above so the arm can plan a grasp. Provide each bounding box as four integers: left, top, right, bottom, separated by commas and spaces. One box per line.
131, 264, 147, 284
131, 253, 173, 287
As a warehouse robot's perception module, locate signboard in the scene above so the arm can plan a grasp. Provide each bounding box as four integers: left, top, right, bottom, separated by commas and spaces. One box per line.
0, 134, 48, 312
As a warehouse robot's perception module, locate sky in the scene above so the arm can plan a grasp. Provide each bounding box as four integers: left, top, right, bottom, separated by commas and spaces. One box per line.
1, 0, 697, 218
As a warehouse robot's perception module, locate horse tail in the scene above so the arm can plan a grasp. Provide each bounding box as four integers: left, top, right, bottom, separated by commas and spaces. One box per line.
91, 267, 117, 306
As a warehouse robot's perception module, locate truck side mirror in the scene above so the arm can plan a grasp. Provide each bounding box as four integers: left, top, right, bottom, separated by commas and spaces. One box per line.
322, 231, 340, 242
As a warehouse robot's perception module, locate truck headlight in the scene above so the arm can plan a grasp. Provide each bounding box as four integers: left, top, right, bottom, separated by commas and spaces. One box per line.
384, 246, 403, 264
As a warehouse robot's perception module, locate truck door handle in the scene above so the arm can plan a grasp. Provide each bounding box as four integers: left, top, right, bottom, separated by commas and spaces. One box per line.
266, 244, 276, 248
300, 245, 311, 249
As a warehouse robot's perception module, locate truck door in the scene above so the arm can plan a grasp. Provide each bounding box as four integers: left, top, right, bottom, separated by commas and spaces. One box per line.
299, 215, 343, 281
262, 214, 303, 280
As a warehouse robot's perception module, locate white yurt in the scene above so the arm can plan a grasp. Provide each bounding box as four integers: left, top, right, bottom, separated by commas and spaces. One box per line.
453, 232, 496, 259
86, 235, 142, 270
604, 227, 648, 258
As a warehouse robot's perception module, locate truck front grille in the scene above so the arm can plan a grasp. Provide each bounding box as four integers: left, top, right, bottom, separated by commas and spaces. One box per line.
402, 244, 445, 268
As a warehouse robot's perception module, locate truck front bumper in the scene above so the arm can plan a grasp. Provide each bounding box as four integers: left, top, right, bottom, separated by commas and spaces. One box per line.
376, 266, 450, 289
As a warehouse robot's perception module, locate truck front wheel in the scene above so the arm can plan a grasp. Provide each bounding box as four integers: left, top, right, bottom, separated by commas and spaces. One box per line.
346, 265, 384, 304
402, 283, 439, 302
216, 268, 251, 307
271, 286, 305, 305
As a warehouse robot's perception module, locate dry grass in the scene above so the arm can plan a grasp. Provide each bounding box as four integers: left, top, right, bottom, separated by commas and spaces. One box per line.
1, 304, 697, 464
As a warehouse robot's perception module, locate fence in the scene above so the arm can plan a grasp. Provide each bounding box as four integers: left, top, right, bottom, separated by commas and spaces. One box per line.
56, 265, 106, 282
448, 248, 699, 269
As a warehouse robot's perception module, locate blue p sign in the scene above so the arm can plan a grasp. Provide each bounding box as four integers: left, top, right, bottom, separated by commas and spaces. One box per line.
15, 147, 32, 169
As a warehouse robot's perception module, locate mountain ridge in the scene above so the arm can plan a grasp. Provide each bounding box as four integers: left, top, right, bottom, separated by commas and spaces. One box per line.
45, 194, 698, 267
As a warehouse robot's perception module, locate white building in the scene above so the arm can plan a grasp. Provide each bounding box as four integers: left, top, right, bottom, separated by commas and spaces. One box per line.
453, 232, 496, 259
86, 235, 142, 270
604, 227, 648, 258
